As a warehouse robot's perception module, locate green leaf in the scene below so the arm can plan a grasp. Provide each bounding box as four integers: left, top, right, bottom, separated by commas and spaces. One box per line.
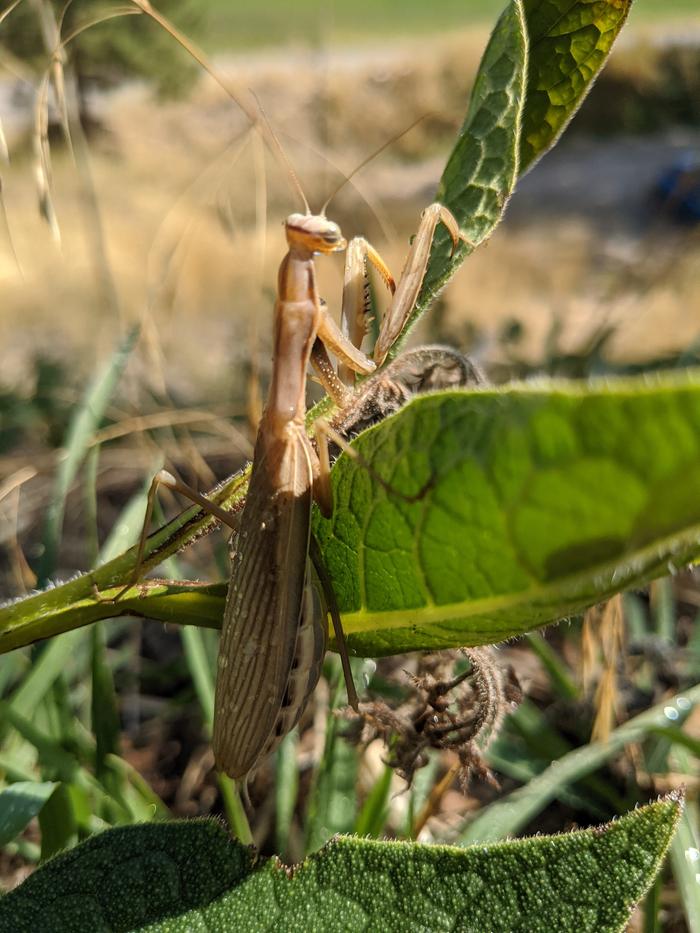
461, 682, 700, 845
0, 781, 57, 848
96, 466, 160, 565
304, 659, 360, 854
408, 0, 632, 350
353, 763, 393, 839
5, 632, 85, 719
103, 754, 170, 823
0, 799, 681, 933
38, 783, 77, 862
408, 0, 527, 346
91, 626, 120, 779
525, 632, 578, 699
180, 626, 216, 726
0, 703, 79, 780
519, 0, 633, 173
500, 699, 624, 813
0, 820, 252, 932
668, 801, 700, 933
36, 327, 138, 587
178, 623, 253, 844
275, 731, 300, 860
314, 374, 700, 656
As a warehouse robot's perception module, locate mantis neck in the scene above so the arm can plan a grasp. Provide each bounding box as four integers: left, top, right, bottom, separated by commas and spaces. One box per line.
266, 248, 321, 430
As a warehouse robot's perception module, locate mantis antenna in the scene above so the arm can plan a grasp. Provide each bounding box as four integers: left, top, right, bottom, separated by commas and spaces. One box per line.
132, 0, 311, 215
320, 112, 432, 216
248, 90, 311, 215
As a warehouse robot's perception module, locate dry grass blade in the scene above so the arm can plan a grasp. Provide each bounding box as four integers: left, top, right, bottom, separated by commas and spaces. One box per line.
32, 71, 60, 243
412, 760, 461, 838
1, 483, 37, 593
90, 409, 253, 457
0, 467, 39, 592
145, 129, 253, 317
33, 0, 69, 139
0, 0, 24, 26
60, 6, 140, 46
25, 1, 138, 248
0, 176, 23, 276
581, 605, 600, 691
0, 467, 38, 507
590, 595, 626, 744
0, 119, 8, 163
129, 0, 309, 212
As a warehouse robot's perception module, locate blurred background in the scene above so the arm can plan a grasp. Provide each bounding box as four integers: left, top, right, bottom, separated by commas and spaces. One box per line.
1, 1, 699, 927
2, 1, 700, 409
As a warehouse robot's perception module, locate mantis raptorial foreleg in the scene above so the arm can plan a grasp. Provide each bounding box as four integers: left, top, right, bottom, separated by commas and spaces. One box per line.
372, 203, 468, 365
334, 203, 468, 385
310, 338, 353, 408
338, 237, 396, 385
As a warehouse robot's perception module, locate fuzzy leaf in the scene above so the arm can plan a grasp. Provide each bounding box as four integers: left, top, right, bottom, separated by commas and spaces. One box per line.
0, 799, 681, 933
519, 0, 633, 173
314, 373, 700, 656
408, 0, 632, 349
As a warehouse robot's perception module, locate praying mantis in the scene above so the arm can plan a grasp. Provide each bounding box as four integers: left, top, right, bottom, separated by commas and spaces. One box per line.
210, 202, 478, 780
119, 3, 483, 782
146, 204, 475, 781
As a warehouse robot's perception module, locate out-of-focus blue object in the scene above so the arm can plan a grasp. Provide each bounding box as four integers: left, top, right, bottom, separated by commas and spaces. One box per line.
653, 152, 700, 224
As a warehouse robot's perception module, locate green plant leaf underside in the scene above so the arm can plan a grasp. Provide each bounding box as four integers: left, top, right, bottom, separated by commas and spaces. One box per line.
0, 797, 680, 933
408, 0, 632, 350
313, 373, 700, 656
408, 0, 526, 343
519, 0, 633, 174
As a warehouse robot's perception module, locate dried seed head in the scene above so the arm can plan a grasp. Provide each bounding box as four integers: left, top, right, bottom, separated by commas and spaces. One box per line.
339, 647, 521, 791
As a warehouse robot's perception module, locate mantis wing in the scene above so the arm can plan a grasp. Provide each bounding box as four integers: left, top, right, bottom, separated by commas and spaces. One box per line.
212, 427, 320, 779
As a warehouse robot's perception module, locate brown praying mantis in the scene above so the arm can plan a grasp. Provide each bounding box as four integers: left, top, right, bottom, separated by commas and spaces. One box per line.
138, 205, 475, 781
209, 192, 484, 779
116, 3, 484, 781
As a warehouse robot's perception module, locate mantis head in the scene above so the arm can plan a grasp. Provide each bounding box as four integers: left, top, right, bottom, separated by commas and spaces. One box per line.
285, 213, 347, 255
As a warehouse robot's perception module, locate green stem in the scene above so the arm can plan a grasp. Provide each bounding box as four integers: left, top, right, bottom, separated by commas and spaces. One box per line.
219, 775, 253, 846
0, 467, 249, 655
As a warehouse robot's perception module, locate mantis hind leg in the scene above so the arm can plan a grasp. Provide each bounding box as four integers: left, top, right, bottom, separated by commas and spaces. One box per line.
308, 534, 360, 711
373, 203, 471, 365
114, 469, 241, 600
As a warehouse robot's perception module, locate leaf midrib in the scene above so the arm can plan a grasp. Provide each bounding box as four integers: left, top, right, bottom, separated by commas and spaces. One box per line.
341, 520, 700, 635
